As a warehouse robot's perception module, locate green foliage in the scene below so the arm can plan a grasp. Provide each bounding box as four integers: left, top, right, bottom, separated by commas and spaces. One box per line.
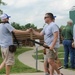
24, 23, 37, 29
11, 22, 37, 30
60, 25, 66, 30
0, 0, 6, 14
11, 22, 22, 30
0, 0, 6, 22
0, 0, 6, 5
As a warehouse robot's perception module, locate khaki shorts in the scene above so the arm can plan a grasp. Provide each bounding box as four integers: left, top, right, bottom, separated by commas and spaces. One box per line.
44, 54, 48, 61
46, 48, 58, 59
1, 47, 15, 65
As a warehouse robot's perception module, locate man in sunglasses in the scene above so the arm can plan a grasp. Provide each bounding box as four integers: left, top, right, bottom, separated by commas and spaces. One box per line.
31, 13, 63, 75
43, 16, 56, 75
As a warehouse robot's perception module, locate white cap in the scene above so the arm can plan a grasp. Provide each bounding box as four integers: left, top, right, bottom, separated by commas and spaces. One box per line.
0, 13, 11, 20
67, 19, 73, 23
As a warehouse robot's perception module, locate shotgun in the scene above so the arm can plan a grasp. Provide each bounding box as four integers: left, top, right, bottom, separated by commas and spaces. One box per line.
27, 38, 63, 70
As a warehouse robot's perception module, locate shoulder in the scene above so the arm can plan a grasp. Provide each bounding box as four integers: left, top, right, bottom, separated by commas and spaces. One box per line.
4, 23, 12, 27
43, 24, 48, 29
51, 22, 59, 29
5, 23, 11, 26
50, 22, 56, 26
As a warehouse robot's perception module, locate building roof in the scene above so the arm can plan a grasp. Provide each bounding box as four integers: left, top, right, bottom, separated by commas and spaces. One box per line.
70, 6, 75, 11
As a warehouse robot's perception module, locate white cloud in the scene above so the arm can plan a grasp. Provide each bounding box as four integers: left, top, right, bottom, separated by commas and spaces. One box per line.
2, 0, 75, 28
3, 0, 15, 6
49, 0, 75, 12
3, 0, 38, 8
25, 16, 35, 23
15, 0, 38, 8
56, 15, 65, 20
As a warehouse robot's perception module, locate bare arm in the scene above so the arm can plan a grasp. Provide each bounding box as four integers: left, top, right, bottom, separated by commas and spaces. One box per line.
12, 29, 31, 34
32, 29, 44, 37
50, 31, 58, 50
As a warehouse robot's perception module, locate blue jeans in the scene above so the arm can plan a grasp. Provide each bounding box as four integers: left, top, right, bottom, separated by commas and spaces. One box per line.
63, 40, 75, 68
74, 49, 75, 67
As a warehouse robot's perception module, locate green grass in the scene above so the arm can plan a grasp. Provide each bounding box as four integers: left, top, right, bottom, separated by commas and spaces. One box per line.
58, 46, 64, 52
38, 45, 64, 53
34, 52, 64, 60
33, 46, 73, 70
33, 52, 64, 60
58, 53, 64, 58
33, 54, 44, 60
0, 47, 40, 74
33, 46, 65, 60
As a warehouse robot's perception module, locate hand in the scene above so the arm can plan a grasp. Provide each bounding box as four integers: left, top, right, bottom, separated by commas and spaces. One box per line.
29, 28, 33, 32
72, 42, 75, 48
31, 29, 35, 33
26, 28, 32, 33
49, 45, 54, 50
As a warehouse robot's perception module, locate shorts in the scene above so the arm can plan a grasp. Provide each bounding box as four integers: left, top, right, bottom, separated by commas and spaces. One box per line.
46, 48, 58, 59
44, 54, 49, 69
44, 54, 48, 61
1, 47, 15, 65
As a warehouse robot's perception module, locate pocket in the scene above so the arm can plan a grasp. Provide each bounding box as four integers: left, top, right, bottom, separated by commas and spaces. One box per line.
9, 45, 17, 53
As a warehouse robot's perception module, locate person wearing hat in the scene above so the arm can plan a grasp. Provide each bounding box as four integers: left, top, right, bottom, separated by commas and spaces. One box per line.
0, 13, 31, 75
43, 16, 57, 75
31, 13, 63, 75
61, 19, 75, 69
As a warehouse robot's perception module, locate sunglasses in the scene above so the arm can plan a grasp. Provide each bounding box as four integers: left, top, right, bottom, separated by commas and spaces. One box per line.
44, 16, 50, 19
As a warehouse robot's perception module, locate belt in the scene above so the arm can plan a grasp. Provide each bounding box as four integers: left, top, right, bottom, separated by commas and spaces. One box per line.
64, 39, 73, 40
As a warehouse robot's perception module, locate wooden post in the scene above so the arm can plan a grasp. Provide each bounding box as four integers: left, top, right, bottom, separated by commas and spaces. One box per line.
30, 32, 33, 46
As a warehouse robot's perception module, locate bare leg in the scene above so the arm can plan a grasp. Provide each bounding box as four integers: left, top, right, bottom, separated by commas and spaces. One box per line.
50, 65, 54, 75
44, 60, 50, 75
48, 58, 61, 75
6, 65, 10, 75
0, 59, 6, 70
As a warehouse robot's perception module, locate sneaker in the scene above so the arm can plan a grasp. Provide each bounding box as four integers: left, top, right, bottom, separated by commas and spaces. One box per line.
44, 73, 50, 75
64, 65, 68, 69
64, 66, 68, 69
60, 73, 63, 75
54, 74, 57, 75
58, 73, 63, 75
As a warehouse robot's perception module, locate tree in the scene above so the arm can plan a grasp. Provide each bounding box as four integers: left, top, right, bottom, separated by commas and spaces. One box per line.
0, 0, 6, 14
11, 22, 37, 30
24, 23, 37, 29
11, 22, 22, 30
0, 0, 6, 22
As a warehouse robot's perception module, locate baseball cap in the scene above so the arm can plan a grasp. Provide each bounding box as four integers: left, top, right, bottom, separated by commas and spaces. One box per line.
54, 16, 56, 19
0, 13, 11, 20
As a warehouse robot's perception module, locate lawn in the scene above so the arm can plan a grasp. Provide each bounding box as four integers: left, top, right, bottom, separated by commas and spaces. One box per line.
32, 45, 72, 69
0, 47, 40, 74
38, 46, 64, 53
33, 45, 65, 59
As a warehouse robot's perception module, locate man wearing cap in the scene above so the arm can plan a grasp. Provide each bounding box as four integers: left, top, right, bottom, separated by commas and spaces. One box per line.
0, 13, 31, 75
31, 13, 63, 75
43, 16, 56, 75
62, 19, 75, 69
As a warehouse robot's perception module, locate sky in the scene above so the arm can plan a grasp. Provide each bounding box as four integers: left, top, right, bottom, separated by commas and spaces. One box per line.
1, 0, 75, 28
